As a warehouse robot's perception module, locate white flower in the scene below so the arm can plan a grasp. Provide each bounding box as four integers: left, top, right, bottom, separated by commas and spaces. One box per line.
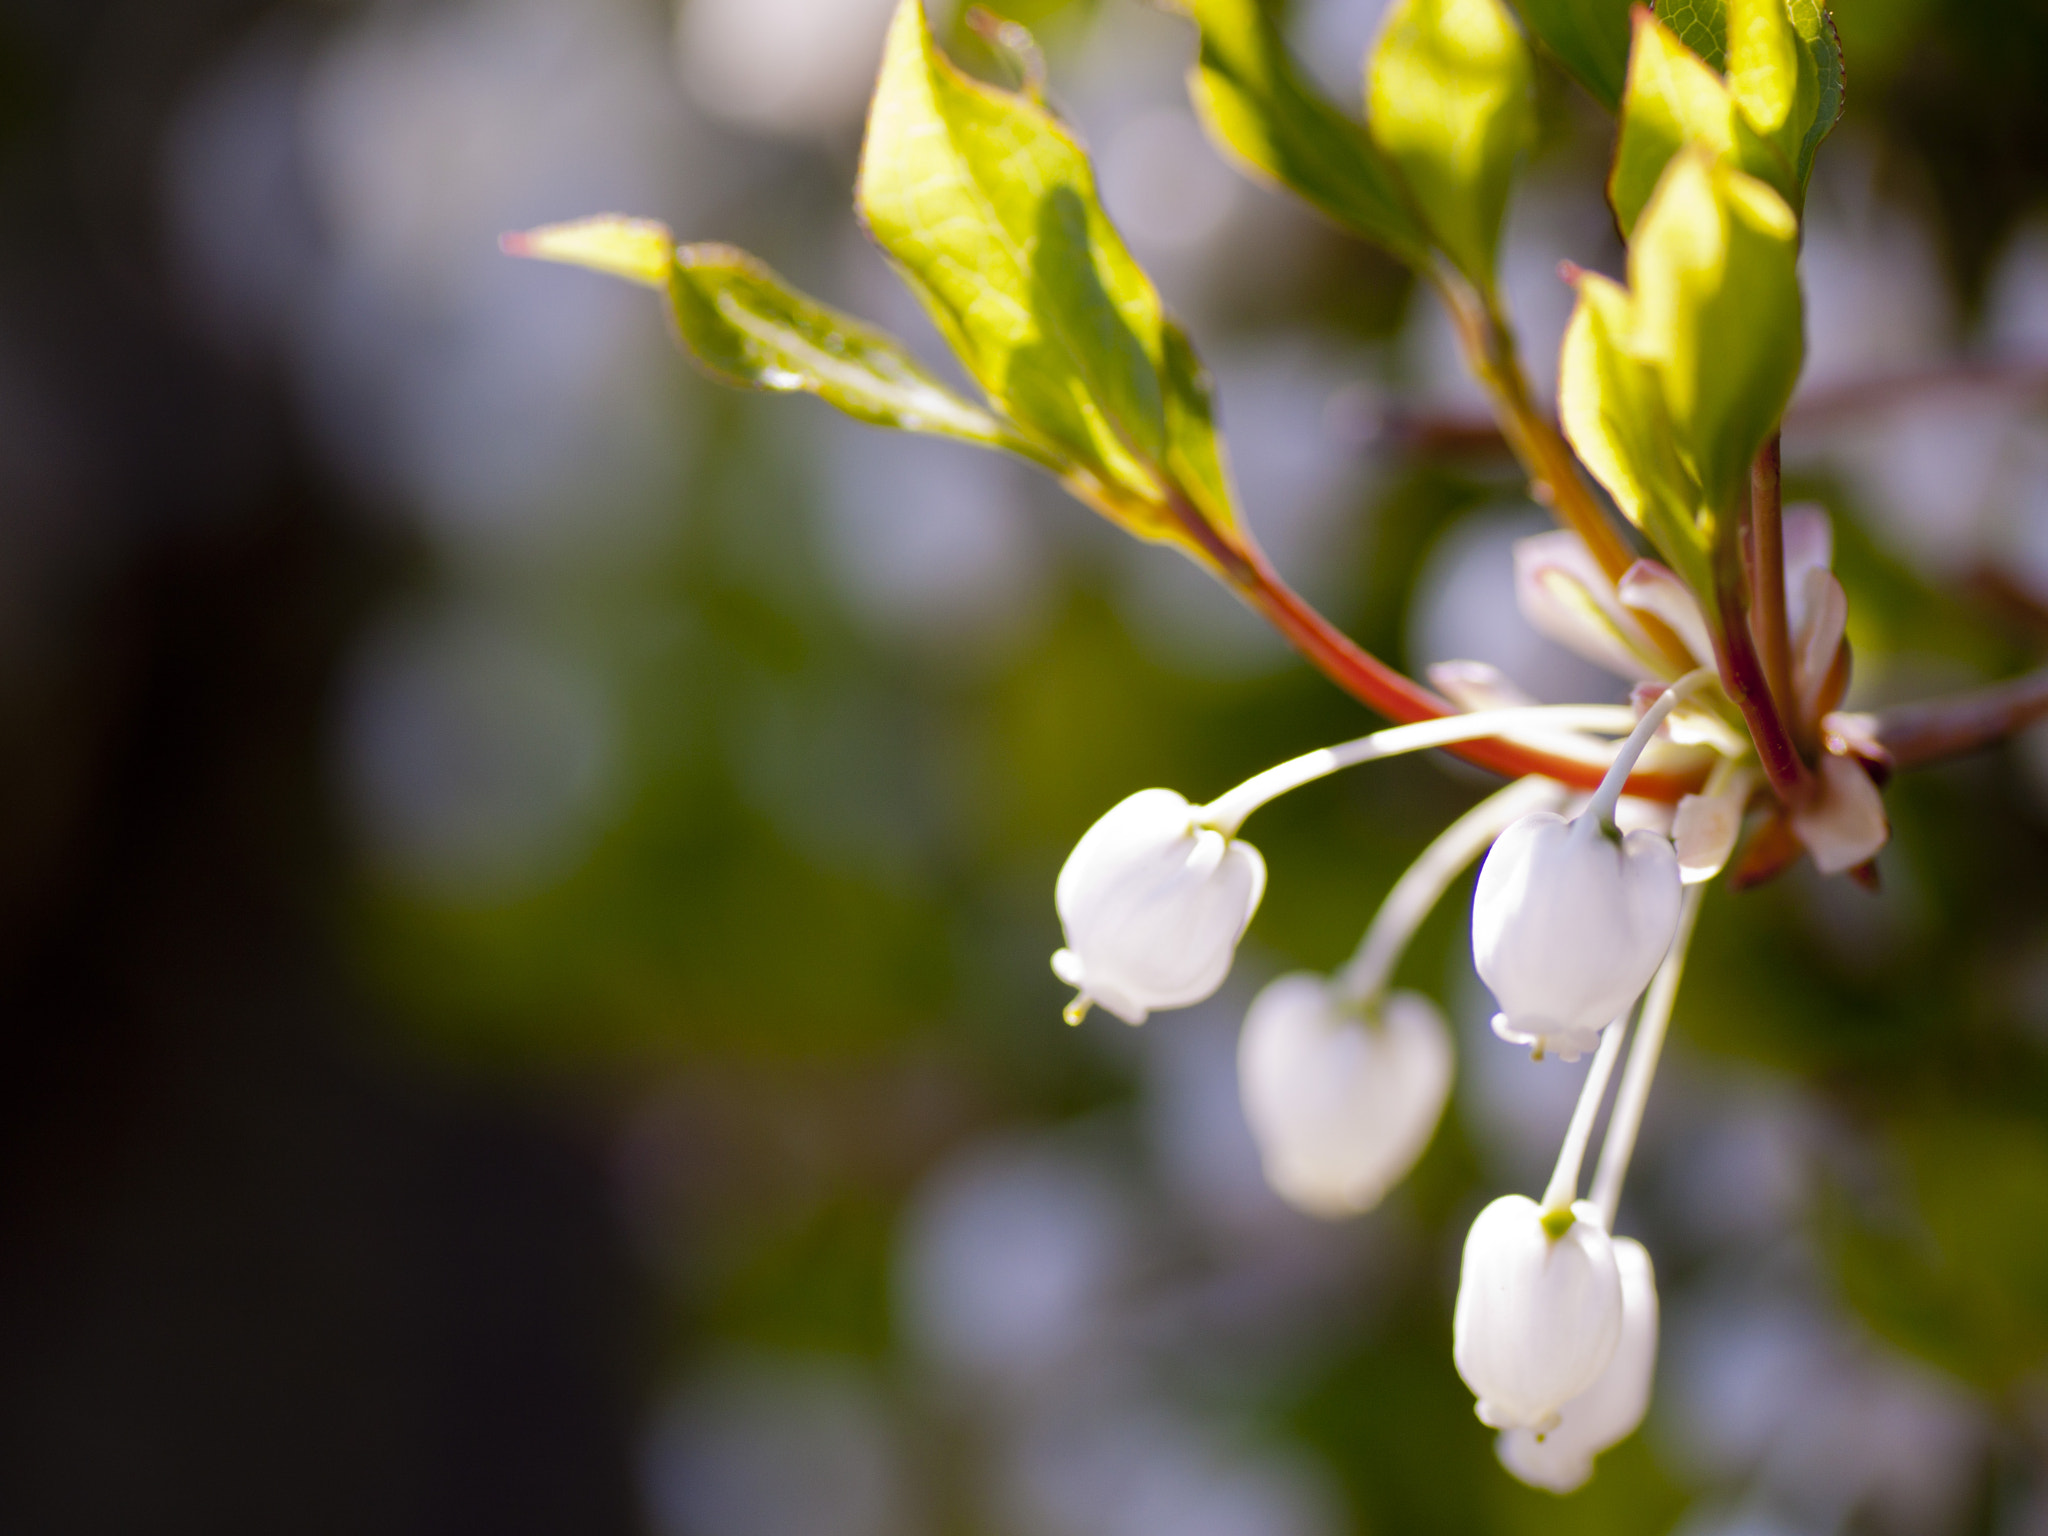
1472, 810, 1682, 1059
1453, 1195, 1624, 1433
1496, 1235, 1658, 1492
1052, 789, 1266, 1025
1237, 977, 1452, 1218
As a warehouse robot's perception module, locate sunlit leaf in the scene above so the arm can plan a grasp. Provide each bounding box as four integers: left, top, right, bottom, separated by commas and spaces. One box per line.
1509, 0, 1633, 109
1367, 0, 1536, 295
1557, 271, 1712, 593
1608, 9, 1793, 236
501, 214, 673, 289
1646, 0, 1844, 183
1657, 0, 1730, 68
1628, 150, 1803, 515
1183, 0, 1431, 264
507, 218, 1027, 454
1727, 0, 1819, 174
858, 0, 1241, 550
665, 244, 1032, 449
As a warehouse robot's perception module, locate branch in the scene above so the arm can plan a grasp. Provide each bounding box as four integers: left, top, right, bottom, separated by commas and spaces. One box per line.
1161, 491, 1706, 801
1375, 361, 2048, 459
1241, 559, 1700, 802
1869, 668, 2048, 771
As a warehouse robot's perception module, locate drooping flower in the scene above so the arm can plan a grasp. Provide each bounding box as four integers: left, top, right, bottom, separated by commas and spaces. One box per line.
1237, 977, 1453, 1217
1052, 789, 1266, 1025
1453, 1196, 1624, 1433
1472, 810, 1682, 1060
1495, 1235, 1658, 1492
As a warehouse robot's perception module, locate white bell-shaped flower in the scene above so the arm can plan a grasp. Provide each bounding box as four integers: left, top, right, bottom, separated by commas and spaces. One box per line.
1052, 789, 1266, 1025
1237, 977, 1453, 1218
1453, 1195, 1624, 1433
1472, 811, 1681, 1059
1495, 1235, 1658, 1492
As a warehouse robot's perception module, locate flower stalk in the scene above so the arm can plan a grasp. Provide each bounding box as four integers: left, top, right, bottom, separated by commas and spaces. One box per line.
1539, 1019, 1628, 1221
1585, 668, 1717, 830
1338, 776, 1566, 1006
1590, 885, 1706, 1226
1199, 705, 1643, 837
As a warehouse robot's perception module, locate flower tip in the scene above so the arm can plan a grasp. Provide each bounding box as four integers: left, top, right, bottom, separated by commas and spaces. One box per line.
498, 230, 534, 258
1062, 996, 1091, 1026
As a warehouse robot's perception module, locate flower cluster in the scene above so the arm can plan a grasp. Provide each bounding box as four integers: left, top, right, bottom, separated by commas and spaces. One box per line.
1044, 636, 1730, 1490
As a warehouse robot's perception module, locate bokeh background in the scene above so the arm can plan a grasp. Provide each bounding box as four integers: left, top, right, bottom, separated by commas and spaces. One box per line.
5, 0, 2048, 1531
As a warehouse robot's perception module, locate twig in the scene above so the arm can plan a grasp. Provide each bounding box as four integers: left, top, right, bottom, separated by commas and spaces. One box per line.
1870, 667, 2048, 770
1712, 532, 1813, 804
1749, 434, 1800, 751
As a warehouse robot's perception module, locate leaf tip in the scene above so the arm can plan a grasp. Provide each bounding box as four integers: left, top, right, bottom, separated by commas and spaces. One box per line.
501, 215, 675, 290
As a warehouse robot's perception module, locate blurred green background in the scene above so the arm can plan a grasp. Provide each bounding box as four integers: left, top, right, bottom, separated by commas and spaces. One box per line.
4, 0, 2048, 1532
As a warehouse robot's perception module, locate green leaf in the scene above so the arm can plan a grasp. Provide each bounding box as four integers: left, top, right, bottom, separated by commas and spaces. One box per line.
1788, 0, 1845, 183
1183, 0, 1430, 264
1640, 0, 1845, 184
1557, 271, 1711, 592
1508, 0, 1633, 110
1366, 0, 1536, 295
857, 0, 1241, 550
1159, 319, 1236, 540
1628, 150, 1803, 515
1608, 8, 1793, 236
1726, 0, 1813, 168
664, 244, 1034, 450
507, 217, 1027, 454
1657, 0, 1729, 69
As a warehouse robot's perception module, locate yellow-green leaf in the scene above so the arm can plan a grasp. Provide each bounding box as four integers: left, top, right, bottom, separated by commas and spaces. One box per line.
1608, 8, 1793, 236
1727, 0, 1816, 172
502, 215, 674, 289
508, 218, 1026, 455
857, 0, 1239, 548
1367, 0, 1536, 295
1557, 272, 1710, 593
1648, 0, 1844, 184
1628, 151, 1803, 515
1508, 0, 1633, 110
1184, 0, 1430, 264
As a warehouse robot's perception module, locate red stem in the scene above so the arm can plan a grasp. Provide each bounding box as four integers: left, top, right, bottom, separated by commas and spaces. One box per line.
1750, 435, 1799, 748
1217, 535, 1703, 803
1713, 533, 1812, 803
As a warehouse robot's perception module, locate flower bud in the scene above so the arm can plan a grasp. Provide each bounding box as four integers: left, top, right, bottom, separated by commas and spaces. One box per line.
1052, 789, 1266, 1025
1472, 811, 1681, 1059
1495, 1236, 1658, 1492
1453, 1195, 1623, 1433
1237, 977, 1452, 1218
